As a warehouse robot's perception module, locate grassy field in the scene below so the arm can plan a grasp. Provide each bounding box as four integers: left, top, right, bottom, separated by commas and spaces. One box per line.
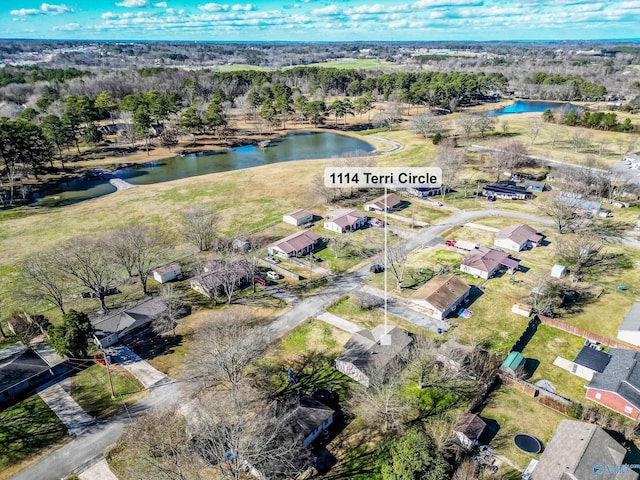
480, 386, 565, 470
70, 364, 146, 419
520, 325, 588, 401
0, 396, 68, 480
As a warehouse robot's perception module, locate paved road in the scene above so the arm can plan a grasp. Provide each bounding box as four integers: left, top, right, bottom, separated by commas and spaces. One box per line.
10, 377, 182, 480
37, 379, 95, 438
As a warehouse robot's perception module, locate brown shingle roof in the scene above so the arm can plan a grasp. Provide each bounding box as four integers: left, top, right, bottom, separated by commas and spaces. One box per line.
285, 209, 313, 221
455, 413, 486, 440
461, 247, 510, 273
270, 230, 319, 255
367, 193, 402, 211
495, 224, 542, 246
326, 209, 366, 228
411, 274, 470, 312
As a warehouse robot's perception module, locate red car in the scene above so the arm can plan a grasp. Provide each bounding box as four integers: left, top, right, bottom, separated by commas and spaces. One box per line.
444, 240, 456, 247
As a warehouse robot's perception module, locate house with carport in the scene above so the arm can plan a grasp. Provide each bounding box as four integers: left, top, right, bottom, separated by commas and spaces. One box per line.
364, 193, 403, 212
494, 224, 543, 252
460, 246, 519, 279
410, 274, 471, 320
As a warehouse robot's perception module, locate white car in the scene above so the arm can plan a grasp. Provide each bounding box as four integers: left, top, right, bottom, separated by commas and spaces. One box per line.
429, 200, 443, 206
266, 271, 280, 280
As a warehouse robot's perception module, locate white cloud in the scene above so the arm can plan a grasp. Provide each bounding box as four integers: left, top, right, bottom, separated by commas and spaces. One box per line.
231, 3, 253, 11
153, 1, 167, 7
312, 5, 341, 15
198, 3, 229, 11
115, 0, 148, 7
10, 3, 73, 16
413, 0, 482, 7
53, 22, 81, 31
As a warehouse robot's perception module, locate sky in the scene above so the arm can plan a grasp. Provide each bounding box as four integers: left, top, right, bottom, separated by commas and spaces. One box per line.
2, 0, 640, 42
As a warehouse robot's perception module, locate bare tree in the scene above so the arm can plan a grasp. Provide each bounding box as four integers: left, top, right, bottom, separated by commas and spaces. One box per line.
330, 235, 350, 259
187, 309, 269, 388
527, 117, 543, 145
219, 259, 251, 304
409, 112, 442, 139
153, 285, 187, 336
107, 224, 169, 295
571, 128, 591, 153
434, 140, 465, 200
474, 115, 496, 138
527, 270, 564, 316
192, 387, 311, 480
371, 103, 401, 131
538, 193, 579, 234
182, 205, 218, 252
52, 237, 119, 312
489, 140, 529, 181
456, 114, 476, 140
114, 408, 197, 480
311, 172, 333, 204
386, 244, 408, 290
555, 234, 621, 278
21, 252, 69, 314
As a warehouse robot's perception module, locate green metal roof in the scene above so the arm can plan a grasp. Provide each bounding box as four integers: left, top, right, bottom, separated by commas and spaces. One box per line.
501, 351, 525, 371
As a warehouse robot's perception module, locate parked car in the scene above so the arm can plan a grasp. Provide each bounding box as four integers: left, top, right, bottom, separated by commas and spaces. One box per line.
266, 271, 280, 280
429, 200, 443, 206
254, 276, 267, 286
444, 240, 456, 247
265, 255, 281, 264
369, 217, 385, 228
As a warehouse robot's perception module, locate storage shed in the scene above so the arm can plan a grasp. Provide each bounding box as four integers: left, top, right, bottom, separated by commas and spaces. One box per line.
153, 262, 182, 284
550, 264, 567, 279
501, 351, 525, 377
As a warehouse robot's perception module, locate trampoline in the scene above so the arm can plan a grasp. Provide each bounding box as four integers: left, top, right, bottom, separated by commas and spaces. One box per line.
513, 434, 542, 454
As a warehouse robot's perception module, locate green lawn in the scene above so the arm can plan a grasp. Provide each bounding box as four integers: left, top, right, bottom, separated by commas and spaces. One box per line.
520, 325, 588, 401
0, 396, 68, 479
481, 386, 565, 470
70, 364, 146, 419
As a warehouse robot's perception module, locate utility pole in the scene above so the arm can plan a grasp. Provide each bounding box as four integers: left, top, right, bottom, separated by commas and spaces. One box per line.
103, 348, 115, 399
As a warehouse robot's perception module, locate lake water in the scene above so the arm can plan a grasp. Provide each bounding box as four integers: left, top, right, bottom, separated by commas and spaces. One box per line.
32, 132, 375, 207
484, 100, 576, 117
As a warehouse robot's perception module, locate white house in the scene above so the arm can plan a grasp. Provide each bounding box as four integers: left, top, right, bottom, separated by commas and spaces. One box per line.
364, 193, 403, 212
410, 274, 471, 320
283, 209, 314, 226
617, 303, 640, 347
494, 224, 543, 252
152, 262, 182, 284
460, 247, 519, 279
323, 209, 367, 234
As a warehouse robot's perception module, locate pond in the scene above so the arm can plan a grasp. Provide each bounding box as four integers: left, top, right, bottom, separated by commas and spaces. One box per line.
32, 132, 375, 207
484, 100, 576, 117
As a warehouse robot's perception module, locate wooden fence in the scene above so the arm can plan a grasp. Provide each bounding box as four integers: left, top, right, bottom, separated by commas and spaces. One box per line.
536, 315, 640, 351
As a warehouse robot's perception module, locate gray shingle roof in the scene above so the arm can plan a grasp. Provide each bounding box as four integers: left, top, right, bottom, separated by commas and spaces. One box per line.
588, 348, 640, 410
337, 325, 413, 374
573, 345, 611, 373
619, 303, 640, 333
531, 420, 633, 480
92, 297, 166, 340
281, 394, 333, 442
0, 346, 51, 393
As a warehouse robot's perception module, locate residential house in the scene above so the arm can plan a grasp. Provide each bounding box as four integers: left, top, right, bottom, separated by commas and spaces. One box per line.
410, 274, 471, 320
0, 343, 65, 406
585, 348, 640, 419
460, 246, 520, 279
572, 344, 612, 381
268, 230, 319, 258
482, 184, 532, 200
557, 195, 602, 217
364, 193, 403, 212
190, 259, 252, 299
283, 209, 314, 226
500, 351, 525, 377
92, 297, 169, 348
152, 262, 182, 284
524, 180, 546, 192
617, 303, 640, 347
529, 420, 635, 480
494, 224, 544, 252
323, 209, 367, 234
404, 186, 446, 198
279, 393, 334, 448
335, 325, 413, 387
454, 413, 486, 450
